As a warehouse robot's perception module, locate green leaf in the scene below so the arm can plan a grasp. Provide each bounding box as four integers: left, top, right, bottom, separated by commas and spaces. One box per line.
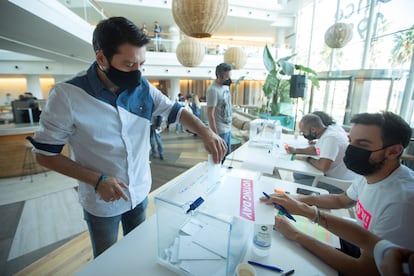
263, 45, 275, 72
262, 71, 279, 98
308, 75, 320, 89
295, 64, 317, 76
278, 54, 296, 62
278, 59, 295, 75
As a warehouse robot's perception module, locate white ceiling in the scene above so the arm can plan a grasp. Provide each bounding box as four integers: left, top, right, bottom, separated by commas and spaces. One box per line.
0, 0, 310, 64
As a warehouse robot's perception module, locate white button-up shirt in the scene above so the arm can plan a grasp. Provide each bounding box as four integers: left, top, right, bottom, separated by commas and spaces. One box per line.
32, 62, 182, 217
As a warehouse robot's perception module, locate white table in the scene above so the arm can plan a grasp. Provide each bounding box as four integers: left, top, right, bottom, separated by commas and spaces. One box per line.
77, 169, 336, 276
77, 214, 336, 276
227, 142, 324, 181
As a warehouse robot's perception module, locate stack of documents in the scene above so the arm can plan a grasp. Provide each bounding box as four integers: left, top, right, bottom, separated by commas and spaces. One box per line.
165, 219, 228, 275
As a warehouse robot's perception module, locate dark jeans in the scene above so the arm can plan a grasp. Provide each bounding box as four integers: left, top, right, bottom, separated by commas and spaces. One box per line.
150, 127, 163, 157
83, 197, 148, 257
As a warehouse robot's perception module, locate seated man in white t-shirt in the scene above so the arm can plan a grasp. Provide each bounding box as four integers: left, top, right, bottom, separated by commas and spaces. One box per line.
261, 194, 414, 275
266, 111, 414, 273
286, 113, 356, 192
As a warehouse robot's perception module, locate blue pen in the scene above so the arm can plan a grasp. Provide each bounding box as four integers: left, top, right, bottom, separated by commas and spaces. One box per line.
186, 196, 204, 214
248, 260, 283, 272
262, 192, 296, 222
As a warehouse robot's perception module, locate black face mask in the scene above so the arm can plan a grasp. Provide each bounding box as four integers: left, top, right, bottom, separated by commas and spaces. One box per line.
343, 145, 387, 176
105, 65, 141, 92
223, 78, 232, 86
303, 132, 317, 141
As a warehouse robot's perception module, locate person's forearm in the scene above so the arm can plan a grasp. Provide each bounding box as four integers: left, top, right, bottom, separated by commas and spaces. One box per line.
294, 232, 377, 275
295, 147, 316, 155
307, 157, 332, 173
180, 110, 211, 137
35, 153, 100, 187
318, 211, 380, 254
297, 194, 353, 209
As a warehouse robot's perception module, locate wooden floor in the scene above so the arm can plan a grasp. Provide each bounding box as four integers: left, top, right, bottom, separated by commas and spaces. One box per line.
11, 130, 210, 276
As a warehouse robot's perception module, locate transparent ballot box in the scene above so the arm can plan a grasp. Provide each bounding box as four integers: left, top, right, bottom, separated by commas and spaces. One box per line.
154, 163, 252, 276
249, 119, 281, 148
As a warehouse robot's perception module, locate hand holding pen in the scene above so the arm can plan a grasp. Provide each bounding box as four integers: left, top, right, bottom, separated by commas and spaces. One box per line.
284, 144, 295, 154
262, 192, 296, 222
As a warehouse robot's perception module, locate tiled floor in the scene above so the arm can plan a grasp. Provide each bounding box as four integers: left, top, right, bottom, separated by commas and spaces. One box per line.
0, 130, 207, 275
0, 172, 82, 276
8, 188, 86, 261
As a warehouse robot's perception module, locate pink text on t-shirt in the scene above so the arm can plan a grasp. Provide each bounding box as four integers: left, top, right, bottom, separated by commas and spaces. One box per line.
355, 200, 372, 229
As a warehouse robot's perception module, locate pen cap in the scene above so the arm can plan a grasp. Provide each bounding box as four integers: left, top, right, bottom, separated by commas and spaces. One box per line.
274, 189, 285, 194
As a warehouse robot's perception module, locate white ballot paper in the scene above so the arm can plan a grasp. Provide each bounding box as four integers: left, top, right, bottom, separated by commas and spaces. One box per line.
203, 171, 277, 225
178, 235, 222, 260
207, 154, 221, 191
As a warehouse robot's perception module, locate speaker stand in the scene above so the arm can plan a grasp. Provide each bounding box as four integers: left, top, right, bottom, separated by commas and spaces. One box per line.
294, 97, 300, 132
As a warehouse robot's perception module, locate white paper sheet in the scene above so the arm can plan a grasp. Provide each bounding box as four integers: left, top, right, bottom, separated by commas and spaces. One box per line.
241, 159, 275, 175
180, 219, 205, 236
192, 223, 229, 258
203, 174, 276, 225
178, 235, 222, 260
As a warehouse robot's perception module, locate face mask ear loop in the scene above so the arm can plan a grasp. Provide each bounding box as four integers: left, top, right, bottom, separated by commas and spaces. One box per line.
97, 62, 108, 72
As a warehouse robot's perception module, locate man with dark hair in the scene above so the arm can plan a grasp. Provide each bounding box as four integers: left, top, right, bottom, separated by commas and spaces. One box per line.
286, 113, 355, 187
27, 17, 226, 257
269, 111, 414, 268
261, 192, 414, 275
206, 63, 233, 159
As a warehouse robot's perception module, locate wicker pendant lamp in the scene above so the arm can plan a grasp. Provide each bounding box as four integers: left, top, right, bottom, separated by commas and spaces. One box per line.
176, 37, 205, 67
172, 0, 228, 38
324, 22, 353, 48
224, 47, 247, 70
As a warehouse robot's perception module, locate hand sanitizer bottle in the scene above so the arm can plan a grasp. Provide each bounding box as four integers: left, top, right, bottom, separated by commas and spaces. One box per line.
252, 224, 272, 257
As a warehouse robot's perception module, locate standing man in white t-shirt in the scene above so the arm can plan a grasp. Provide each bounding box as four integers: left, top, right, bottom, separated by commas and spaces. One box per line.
267, 111, 414, 267
286, 114, 356, 189
207, 63, 233, 160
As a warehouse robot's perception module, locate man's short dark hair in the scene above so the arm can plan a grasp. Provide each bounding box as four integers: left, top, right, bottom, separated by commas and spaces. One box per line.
92, 17, 150, 62
351, 111, 412, 148
215, 63, 232, 78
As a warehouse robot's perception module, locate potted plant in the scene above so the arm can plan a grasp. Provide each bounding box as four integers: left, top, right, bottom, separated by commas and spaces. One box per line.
262, 45, 319, 117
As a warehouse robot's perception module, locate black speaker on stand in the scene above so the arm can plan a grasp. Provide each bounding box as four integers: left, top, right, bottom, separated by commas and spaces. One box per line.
290, 75, 307, 98
290, 75, 307, 131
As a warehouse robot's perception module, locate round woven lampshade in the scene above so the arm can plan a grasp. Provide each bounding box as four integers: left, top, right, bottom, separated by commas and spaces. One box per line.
172, 0, 228, 38
176, 37, 205, 67
324, 22, 353, 48
224, 47, 247, 70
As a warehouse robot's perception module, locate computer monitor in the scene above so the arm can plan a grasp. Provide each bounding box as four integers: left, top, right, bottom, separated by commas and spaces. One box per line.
11, 100, 41, 124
